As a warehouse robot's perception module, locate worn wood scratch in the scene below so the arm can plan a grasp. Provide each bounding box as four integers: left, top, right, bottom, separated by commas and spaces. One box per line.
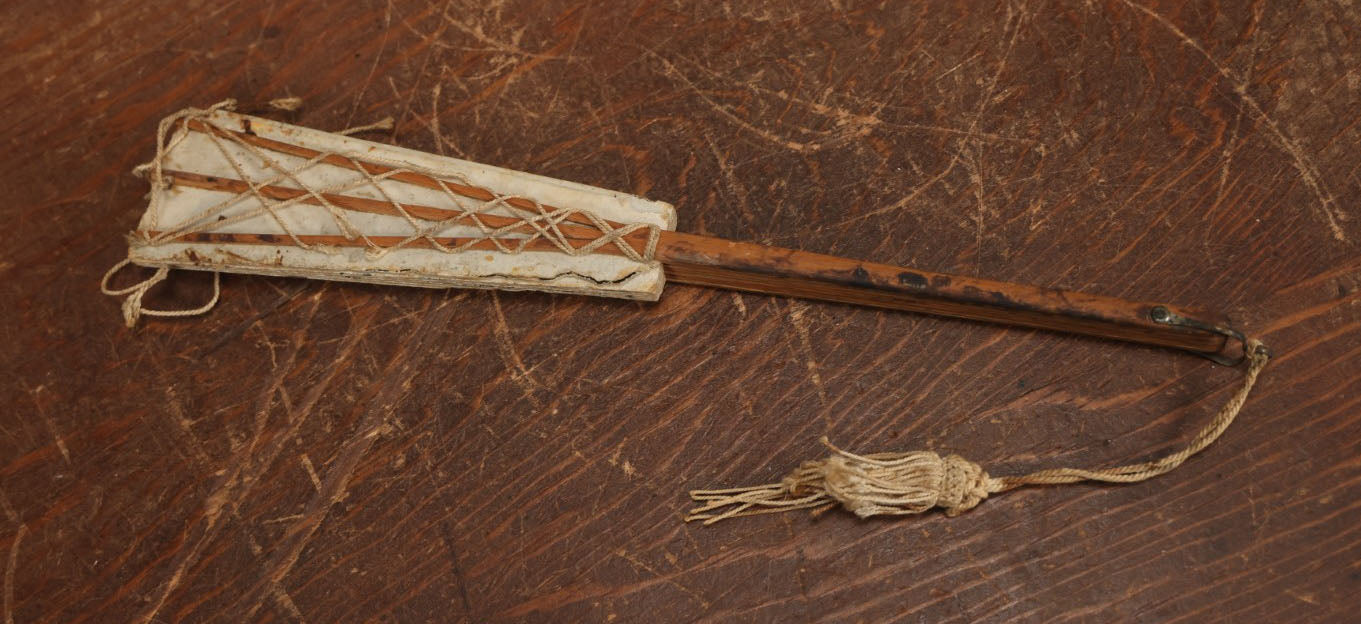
489, 292, 544, 408
26, 385, 70, 466
3, 524, 24, 624
1119, 0, 1347, 242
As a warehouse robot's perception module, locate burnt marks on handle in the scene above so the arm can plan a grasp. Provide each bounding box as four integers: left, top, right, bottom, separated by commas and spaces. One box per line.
897, 271, 928, 289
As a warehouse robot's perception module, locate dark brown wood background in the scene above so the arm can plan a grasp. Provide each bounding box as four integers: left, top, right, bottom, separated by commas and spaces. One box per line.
3, 1, 1359, 621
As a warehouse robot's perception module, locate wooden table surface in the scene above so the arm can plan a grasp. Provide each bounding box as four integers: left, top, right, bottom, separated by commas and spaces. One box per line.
4, 1, 1359, 621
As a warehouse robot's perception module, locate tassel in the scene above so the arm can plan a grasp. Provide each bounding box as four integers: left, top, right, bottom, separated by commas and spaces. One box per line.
688, 340, 1270, 524
687, 441, 1000, 524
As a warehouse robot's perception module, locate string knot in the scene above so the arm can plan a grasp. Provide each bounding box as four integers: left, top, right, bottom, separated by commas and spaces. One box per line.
937, 454, 993, 516
116, 265, 170, 328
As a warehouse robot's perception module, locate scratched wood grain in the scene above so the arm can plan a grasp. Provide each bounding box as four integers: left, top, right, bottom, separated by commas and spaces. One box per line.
2, 0, 1359, 621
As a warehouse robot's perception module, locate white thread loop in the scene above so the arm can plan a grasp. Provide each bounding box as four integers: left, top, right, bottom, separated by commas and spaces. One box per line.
101, 259, 221, 328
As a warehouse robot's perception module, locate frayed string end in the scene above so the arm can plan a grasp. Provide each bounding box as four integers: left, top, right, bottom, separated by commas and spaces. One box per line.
268, 97, 303, 112
338, 116, 394, 136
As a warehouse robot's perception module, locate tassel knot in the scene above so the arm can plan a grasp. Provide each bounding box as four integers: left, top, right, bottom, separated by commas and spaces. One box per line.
937, 454, 993, 516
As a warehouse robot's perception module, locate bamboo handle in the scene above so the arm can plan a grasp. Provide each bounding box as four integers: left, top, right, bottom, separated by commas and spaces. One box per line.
653, 232, 1236, 358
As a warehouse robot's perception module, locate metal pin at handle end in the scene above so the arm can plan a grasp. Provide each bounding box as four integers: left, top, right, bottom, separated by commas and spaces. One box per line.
1149, 305, 1260, 366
